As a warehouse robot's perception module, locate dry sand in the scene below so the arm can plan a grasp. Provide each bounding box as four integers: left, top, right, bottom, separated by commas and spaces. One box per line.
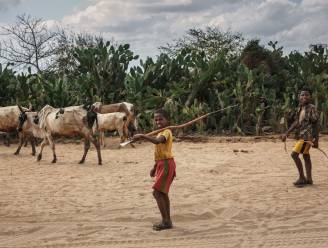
1, 136, 328, 248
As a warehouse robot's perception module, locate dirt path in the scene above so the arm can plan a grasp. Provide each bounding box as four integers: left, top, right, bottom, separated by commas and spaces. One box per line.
1, 136, 328, 247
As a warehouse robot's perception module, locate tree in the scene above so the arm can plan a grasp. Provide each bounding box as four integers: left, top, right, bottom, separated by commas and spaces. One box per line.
240, 39, 273, 73
160, 27, 244, 58
73, 36, 139, 102
0, 14, 58, 73
0, 63, 18, 106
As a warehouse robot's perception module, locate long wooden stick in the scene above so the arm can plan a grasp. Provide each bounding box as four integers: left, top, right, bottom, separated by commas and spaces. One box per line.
304, 140, 328, 160
120, 104, 239, 147
146, 104, 239, 136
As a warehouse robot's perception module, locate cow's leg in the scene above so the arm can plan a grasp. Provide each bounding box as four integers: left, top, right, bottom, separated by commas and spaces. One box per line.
123, 124, 135, 148
90, 135, 102, 165
100, 131, 105, 148
30, 137, 36, 156
116, 128, 124, 149
4, 133, 10, 147
47, 136, 57, 163
37, 138, 49, 162
79, 139, 90, 164
124, 130, 129, 142
124, 122, 129, 140
14, 133, 24, 155
98, 131, 102, 147
118, 128, 125, 143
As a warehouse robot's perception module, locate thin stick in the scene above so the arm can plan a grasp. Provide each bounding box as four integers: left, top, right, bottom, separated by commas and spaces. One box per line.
304, 140, 328, 160
283, 139, 328, 160
120, 104, 238, 147
145, 104, 238, 136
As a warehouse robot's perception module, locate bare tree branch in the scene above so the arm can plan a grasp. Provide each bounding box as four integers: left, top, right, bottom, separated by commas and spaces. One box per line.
0, 14, 59, 73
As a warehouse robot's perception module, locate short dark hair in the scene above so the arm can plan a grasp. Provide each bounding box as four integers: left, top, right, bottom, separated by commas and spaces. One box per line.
154, 108, 170, 120
300, 86, 312, 95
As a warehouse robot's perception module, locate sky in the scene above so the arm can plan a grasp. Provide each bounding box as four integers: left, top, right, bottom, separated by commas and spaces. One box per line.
0, 0, 327, 60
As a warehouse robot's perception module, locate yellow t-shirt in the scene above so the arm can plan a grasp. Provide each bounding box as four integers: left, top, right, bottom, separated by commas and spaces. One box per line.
154, 129, 173, 161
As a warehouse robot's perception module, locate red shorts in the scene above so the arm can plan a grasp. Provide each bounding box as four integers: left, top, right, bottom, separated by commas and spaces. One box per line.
153, 158, 176, 194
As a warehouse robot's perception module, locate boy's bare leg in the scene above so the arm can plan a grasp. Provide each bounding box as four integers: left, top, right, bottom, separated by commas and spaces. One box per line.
153, 190, 172, 230
153, 190, 167, 222
163, 194, 172, 224
303, 154, 313, 184
291, 152, 306, 185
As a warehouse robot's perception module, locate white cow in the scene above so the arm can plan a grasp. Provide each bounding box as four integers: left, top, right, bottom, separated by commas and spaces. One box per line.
36, 105, 102, 165
0, 105, 36, 155
16, 110, 43, 155
93, 112, 129, 147
92, 101, 138, 138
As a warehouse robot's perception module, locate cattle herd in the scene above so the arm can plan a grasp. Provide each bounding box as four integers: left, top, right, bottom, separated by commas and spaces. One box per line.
0, 102, 138, 165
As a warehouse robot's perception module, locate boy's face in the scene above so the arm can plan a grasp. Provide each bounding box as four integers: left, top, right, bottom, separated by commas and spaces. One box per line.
154, 113, 168, 128
299, 91, 311, 106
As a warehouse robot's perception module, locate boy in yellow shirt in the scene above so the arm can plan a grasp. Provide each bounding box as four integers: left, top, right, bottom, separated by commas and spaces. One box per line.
133, 109, 176, 231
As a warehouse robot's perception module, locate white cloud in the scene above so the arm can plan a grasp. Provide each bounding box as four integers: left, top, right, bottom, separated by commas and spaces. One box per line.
62, 1, 150, 33
56, 0, 328, 58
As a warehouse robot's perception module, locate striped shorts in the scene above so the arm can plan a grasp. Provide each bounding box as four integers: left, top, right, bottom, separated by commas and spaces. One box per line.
153, 158, 176, 194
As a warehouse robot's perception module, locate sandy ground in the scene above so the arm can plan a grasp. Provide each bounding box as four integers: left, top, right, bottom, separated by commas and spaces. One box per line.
1, 136, 328, 248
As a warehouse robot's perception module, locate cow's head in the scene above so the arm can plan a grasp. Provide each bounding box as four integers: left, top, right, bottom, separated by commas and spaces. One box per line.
33, 115, 39, 125
18, 105, 25, 113
17, 111, 27, 132
55, 108, 64, 119
28, 102, 35, 111
92, 102, 102, 113
127, 115, 139, 137
86, 109, 98, 128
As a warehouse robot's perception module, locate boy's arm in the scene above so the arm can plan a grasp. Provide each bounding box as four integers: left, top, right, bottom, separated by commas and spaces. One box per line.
150, 163, 157, 177
133, 134, 166, 144
312, 108, 320, 148
310, 106, 319, 123
281, 120, 298, 141
313, 122, 320, 148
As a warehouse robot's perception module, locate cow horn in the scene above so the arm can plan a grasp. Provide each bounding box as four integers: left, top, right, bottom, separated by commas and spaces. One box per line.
28, 102, 33, 111
18, 105, 24, 113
